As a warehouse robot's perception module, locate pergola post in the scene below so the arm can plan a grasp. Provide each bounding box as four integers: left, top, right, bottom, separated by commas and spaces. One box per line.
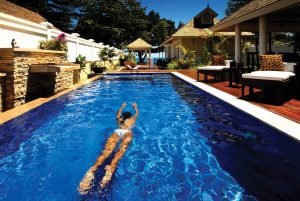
235, 23, 241, 63
149, 49, 152, 68
259, 15, 267, 54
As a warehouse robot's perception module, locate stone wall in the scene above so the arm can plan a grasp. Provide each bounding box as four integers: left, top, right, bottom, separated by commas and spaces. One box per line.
0, 48, 76, 111
0, 74, 5, 113
55, 71, 74, 93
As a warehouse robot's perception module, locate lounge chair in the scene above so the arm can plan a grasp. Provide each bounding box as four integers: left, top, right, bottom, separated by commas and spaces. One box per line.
123, 61, 141, 70
197, 59, 233, 82
241, 55, 296, 104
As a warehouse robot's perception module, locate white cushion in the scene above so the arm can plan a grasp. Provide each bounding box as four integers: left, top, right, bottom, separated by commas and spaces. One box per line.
126, 64, 132, 69
225, 60, 233, 67
283, 62, 296, 72
242, 71, 295, 81
198, 65, 229, 71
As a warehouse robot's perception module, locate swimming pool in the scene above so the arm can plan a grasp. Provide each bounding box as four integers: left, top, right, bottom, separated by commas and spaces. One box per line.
0, 74, 299, 200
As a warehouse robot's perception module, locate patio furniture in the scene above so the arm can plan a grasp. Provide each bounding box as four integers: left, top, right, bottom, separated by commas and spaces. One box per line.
229, 62, 254, 86
197, 60, 233, 82
242, 56, 296, 104
123, 61, 141, 70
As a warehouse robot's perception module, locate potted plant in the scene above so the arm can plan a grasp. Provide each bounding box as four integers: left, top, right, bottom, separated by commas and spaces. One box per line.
119, 51, 126, 66
124, 53, 136, 64
92, 47, 117, 73
75, 54, 87, 72
90, 61, 106, 73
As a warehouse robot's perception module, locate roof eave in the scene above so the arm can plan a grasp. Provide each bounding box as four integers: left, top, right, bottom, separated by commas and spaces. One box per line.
211, 0, 300, 32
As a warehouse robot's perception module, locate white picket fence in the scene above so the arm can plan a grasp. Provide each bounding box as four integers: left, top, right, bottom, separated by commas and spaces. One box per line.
0, 12, 120, 62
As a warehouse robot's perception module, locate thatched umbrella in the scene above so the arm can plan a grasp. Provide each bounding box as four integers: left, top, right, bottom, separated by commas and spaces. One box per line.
127, 38, 153, 68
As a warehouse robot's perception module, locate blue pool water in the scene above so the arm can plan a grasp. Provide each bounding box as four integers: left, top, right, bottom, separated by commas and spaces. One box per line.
0, 74, 299, 200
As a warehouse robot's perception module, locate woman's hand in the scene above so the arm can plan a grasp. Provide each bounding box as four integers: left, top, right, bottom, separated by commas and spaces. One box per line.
121, 102, 126, 107
132, 102, 137, 109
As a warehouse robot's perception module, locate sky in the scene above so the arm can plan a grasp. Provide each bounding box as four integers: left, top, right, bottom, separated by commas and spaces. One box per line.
140, 0, 228, 26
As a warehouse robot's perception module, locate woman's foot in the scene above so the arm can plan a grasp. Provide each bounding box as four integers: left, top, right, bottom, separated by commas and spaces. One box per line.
78, 170, 95, 195
100, 165, 113, 188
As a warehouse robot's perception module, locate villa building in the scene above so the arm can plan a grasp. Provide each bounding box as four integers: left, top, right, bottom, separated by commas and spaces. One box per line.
161, 6, 251, 63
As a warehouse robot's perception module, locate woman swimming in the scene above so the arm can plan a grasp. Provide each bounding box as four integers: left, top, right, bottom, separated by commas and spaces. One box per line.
78, 102, 138, 194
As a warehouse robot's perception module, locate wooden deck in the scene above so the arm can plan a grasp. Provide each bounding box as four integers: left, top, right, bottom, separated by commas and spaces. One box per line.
112, 69, 300, 124
179, 69, 300, 124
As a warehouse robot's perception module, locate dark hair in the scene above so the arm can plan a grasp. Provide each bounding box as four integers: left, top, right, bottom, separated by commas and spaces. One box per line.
121, 111, 132, 120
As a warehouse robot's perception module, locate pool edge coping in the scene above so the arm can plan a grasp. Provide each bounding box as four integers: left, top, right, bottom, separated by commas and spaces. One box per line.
0, 75, 103, 124
172, 72, 300, 141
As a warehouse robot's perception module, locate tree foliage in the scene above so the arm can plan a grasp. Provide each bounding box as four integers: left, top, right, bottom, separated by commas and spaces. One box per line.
8, 0, 79, 32
75, 0, 176, 48
8, 0, 176, 48
225, 0, 253, 16
177, 21, 185, 30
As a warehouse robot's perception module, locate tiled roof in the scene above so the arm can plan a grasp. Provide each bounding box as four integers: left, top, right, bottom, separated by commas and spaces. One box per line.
127, 38, 152, 49
216, 0, 279, 27
0, 0, 48, 24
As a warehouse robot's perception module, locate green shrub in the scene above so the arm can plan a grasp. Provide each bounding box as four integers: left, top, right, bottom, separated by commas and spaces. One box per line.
156, 58, 172, 70
167, 61, 179, 70
124, 54, 136, 64
167, 45, 196, 69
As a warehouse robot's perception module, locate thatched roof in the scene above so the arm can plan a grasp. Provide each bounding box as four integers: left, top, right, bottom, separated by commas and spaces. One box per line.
0, 0, 48, 24
161, 18, 253, 46
172, 19, 221, 38
127, 38, 152, 50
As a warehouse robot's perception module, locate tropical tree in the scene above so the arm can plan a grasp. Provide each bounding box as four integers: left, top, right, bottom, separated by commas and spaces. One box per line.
98, 47, 117, 68
8, 0, 176, 49
177, 21, 185, 30
8, 0, 79, 32
225, 0, 253, 16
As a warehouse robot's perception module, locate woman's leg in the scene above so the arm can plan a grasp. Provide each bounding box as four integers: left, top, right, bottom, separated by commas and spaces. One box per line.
79, 133, 120, 194
100, 132, 132, 188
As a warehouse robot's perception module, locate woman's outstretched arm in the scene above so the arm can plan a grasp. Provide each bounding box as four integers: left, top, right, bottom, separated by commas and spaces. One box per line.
116, 102, 126, 120
132, 103, 139, 121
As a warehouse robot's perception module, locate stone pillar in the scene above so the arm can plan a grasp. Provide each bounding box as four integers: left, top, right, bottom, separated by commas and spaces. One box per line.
259, 15, 267, 54
54, 71, 74, 93
235, 24, 241, 63
0, 49, 68, 110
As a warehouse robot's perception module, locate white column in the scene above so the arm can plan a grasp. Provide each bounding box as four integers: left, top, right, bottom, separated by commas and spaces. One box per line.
235, 24, 241, 63
149, 49, 152, 68
89, 39, 94, 61
179, 39, 182, 59
259, 15, 267, 54
72, 33, 80, 57
41, 22, 53, 40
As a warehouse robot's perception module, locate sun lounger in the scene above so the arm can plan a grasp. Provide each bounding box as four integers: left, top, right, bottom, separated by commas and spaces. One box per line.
241, 62, 296, 104
123, 61, 141, 70
125, 64, 140, 70
197, 60, 233, 82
